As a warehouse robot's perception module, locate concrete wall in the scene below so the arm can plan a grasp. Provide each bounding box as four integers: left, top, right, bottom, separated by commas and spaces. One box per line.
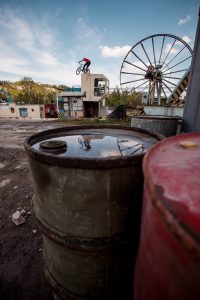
143, 105, 184, 117
0, 103, 45, 119
0, 103, 16, 118
62, 97, 84, 118
79, 73, 109, 117
81, 73, 109, 102
99, 105, 108, 118
81, 74, 97, 101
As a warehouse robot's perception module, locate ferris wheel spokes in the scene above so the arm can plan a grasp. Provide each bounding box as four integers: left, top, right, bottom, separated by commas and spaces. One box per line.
120, 34, 193, 104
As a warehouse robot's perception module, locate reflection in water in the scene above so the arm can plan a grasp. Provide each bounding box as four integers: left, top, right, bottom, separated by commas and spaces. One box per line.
33, 133, 154, 158
77, 136, 145, 155
78, 137, 91, 151
117, 138, 145, 156
77, 135, 145, 156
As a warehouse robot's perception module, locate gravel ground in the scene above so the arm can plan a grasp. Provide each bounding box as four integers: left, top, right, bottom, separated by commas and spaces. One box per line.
0, 119, 64, 300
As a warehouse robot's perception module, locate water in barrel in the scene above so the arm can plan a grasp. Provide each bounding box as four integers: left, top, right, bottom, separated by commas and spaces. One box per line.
32, 132, 157, 157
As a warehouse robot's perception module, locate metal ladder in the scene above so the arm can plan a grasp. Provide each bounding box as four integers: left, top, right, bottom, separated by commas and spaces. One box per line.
167, 70, 190, 105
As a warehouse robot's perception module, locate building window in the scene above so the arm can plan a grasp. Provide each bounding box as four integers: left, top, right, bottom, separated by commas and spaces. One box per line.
19, 108, 28, 118
10, 107, 15, 113
94, 78, 106, 96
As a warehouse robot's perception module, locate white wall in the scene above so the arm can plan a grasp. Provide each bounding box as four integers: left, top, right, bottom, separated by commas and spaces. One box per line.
81, 73, 109, 102
0, 103, 45, 119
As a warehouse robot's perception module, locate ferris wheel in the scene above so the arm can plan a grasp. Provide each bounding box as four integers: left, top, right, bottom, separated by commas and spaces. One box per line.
120, 34, 193, 104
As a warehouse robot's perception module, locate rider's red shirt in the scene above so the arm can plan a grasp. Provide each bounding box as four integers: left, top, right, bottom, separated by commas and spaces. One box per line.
83, 58, 90, 62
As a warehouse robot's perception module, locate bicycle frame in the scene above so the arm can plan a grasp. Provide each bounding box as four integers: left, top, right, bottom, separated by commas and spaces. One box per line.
76, 63, 90, 75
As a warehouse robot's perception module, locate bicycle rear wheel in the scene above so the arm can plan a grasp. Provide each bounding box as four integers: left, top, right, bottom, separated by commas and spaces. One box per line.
84, 68, 90, 74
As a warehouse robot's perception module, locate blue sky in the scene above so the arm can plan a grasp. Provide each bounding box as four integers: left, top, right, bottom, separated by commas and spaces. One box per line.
0, 0, 199, 88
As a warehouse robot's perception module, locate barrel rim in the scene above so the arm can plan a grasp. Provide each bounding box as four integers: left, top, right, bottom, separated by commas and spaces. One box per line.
24, 124, 163, 169
131, 115, 182, 121
37, 215, 134, 251
143, 132, 200, 258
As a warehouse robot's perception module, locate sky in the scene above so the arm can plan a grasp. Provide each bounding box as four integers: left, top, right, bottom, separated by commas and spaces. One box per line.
0, 0, 199, 88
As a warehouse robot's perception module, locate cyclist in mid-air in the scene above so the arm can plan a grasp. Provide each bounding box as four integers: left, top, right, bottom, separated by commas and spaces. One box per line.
78, 57, 91, 72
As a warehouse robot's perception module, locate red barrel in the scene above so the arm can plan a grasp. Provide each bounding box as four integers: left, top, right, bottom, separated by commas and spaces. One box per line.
134, 132, 200, 300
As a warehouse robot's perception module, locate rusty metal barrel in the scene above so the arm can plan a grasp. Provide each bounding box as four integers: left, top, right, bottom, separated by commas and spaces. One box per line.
24, 125, 162, 300
131, 115, 181, 137
134, 132, 200, 300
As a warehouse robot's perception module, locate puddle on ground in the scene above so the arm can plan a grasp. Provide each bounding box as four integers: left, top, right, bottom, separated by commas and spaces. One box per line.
32, 133, 155, 158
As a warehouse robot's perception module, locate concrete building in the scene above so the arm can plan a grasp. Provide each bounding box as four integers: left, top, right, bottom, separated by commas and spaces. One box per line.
0, 103, 45, 119
81, 73, 109, 117
58, 88, 85, 118
58, 73, 109, 119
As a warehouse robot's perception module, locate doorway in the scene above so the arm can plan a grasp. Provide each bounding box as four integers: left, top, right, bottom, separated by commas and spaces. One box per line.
83, 101, 99, 118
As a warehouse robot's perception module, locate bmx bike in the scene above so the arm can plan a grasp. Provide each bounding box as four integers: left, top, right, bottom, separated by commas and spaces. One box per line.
76, 63, 90, 75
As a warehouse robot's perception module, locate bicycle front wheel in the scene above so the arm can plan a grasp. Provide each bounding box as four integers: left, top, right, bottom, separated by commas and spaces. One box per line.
76, 67, 81, 75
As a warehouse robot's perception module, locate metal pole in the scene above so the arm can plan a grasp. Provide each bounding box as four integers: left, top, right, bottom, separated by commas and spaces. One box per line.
182, 8, 200, 132
56, 93, 59, 113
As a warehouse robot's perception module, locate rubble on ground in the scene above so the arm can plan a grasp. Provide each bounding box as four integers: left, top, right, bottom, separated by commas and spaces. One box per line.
11, 208, 28, 226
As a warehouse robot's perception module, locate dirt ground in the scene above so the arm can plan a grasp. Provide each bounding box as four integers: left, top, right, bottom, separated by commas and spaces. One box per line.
0, 119, 65, 300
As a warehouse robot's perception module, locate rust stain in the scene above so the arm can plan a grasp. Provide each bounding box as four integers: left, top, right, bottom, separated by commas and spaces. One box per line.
147, 183, 200, 264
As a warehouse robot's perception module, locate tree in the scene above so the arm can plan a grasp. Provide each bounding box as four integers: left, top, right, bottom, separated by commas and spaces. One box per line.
105, 88, 142, 108
11, 78, 57, 104
127, 91, 142, 108
46, 92, 56, 103
106, 87, 126, 107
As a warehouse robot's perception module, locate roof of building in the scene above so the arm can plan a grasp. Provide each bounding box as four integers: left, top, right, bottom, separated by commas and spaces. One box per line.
60, 91, 85, 97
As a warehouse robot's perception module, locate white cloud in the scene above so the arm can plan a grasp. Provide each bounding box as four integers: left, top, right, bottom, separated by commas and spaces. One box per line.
182, 35, 192, 44
0, 56, 30, 78
77, 17, 98, 39
36, 52, 58, 66
0, 6, 56, 52
175, 35, 192, 47
164, 43, 178, 54
0, 7, 80, 85
0, 54, 80, 85
0, 9, 35, 51
100, 46, 131, 58
0, 7, 123, 87
122, 60, 147, 72
0, 7, 61, 72
178, 15, 191, 25
72, 17, 105, 60
34, 26, 55, 48
92, 62, 121, 88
